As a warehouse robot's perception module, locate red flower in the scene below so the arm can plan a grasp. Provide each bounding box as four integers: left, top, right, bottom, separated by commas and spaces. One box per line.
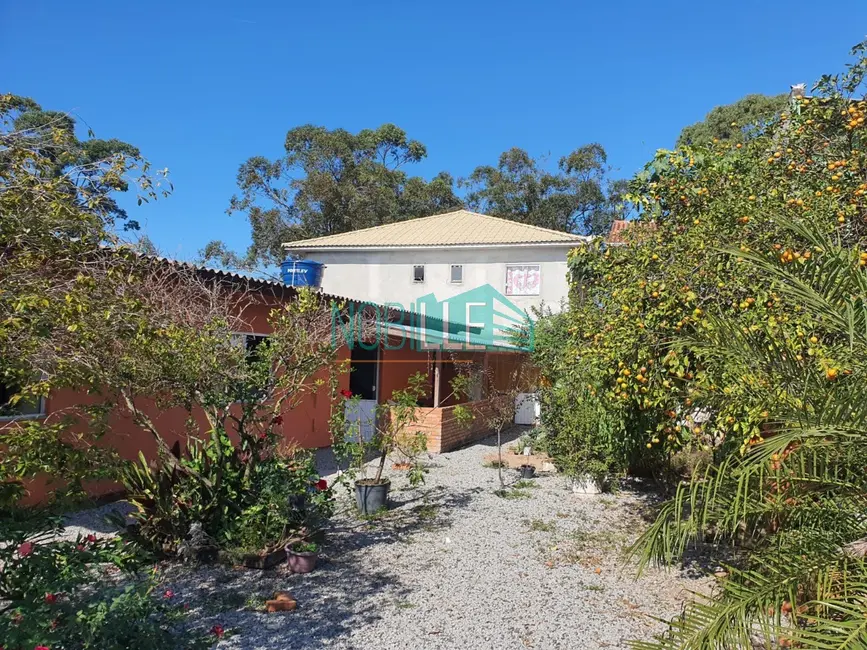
315, 479, 328, 491
163, 589, 174, 599
76, 544, 85, 552
17, 541, 34, 557
271, 415, 283, 426
86, 534, 97, 543
211, 624, 225, 638
34, 646, 50, 650
44, 593, 58, 605
340, 389, 353, 399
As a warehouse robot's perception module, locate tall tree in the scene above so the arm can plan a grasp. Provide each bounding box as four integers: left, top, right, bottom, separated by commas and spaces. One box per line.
459, 144, 625, 236
2, 94, 146, 227
206, 124, 463, 268
676, 93, 789, 148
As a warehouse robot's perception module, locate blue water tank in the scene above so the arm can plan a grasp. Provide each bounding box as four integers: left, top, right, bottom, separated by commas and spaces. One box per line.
280, 259, 324, 287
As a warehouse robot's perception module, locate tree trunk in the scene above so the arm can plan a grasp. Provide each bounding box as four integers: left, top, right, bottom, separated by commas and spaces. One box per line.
374, 448, 388, 483
497, 426, 505, 488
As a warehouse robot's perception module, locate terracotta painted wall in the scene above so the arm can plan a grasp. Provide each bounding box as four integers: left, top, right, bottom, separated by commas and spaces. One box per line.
378, 344, 432, 403
3, 295, 351, 504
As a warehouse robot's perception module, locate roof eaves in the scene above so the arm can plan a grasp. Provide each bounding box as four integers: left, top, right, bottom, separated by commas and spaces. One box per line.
283, 239, 588, 251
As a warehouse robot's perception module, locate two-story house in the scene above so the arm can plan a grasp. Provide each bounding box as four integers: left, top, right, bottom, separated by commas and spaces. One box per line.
283, 209, 587, 314
284, 210, 588, 446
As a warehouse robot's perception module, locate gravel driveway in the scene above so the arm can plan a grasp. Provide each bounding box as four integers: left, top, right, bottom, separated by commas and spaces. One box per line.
142, 429, 710, 650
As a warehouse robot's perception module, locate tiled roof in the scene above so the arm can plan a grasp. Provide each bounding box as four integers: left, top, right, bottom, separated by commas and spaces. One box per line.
283, 210, 588, 249
605, 219, 657, 245
606, 220, 632, 244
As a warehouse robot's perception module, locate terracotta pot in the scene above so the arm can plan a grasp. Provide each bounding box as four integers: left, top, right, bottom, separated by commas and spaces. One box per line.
286, 549, 319, 574
266, 591, 297, 611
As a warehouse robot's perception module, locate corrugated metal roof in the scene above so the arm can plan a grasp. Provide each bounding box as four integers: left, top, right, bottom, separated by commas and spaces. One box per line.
134, 252, 359, 304
283, 210, 588, 249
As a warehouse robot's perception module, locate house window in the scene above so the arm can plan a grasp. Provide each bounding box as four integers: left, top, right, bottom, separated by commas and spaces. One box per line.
0, 381, 44, 419
505, 264, 541, 296
413, 265, 425, 283
232, 333, 270, 362
450, 264, 463, 284
245, 334, 269, 355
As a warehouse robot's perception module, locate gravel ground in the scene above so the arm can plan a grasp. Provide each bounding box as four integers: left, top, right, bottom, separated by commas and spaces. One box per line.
63, 429, 711, 649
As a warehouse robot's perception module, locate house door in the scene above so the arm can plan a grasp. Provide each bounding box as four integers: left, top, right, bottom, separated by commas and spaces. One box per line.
346, 345, 378, 442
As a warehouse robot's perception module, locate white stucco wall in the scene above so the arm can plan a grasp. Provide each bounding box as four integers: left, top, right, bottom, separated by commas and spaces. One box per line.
294, 245, 576, 315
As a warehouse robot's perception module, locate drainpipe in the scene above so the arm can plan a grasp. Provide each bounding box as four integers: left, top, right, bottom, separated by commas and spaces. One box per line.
433, 351, 442, 408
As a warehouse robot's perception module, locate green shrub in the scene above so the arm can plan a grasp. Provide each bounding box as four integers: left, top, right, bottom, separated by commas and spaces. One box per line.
0, 512, 207, 650
540, 381, 628, 484
122, 428, 332, 557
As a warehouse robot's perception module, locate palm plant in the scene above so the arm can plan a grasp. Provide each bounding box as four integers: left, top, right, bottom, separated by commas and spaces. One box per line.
633, 218, 867, 649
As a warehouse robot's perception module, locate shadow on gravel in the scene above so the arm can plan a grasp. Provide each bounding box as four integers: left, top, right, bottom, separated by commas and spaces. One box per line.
166, 484, 485, 649
62, 502, 135, 534
472, 426, 528, 449
165, 548, 415, 650
331, 483, 482, 551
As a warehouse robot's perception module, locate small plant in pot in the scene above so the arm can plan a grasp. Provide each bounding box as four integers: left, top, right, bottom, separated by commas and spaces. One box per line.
331, 372, 430, 516
286, 540, 320, 573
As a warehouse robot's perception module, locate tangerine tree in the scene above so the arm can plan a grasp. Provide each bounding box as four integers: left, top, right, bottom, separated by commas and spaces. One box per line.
538, 40, 867, 649
552, 41, 867, 470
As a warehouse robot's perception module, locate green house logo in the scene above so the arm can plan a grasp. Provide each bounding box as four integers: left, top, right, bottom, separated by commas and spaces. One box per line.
332, 284, 534, 352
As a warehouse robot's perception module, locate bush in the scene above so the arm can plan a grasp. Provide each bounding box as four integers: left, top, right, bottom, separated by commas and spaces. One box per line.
122, 428, 332, 557
540, 382, 627, 484
532, 311, 639, 483
0, 512, 207, 650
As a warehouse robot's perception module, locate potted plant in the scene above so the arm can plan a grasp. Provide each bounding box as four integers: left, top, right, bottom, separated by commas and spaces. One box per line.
286, 540, 320, 573
331, 372, 430, 516
518, 464, 536, 479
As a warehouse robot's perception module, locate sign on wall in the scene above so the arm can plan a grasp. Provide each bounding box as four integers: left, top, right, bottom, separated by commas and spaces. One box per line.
505, 264, 541, 296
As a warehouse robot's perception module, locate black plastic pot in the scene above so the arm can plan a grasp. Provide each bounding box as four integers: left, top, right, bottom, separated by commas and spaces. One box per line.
355, 479, 390, 515
519, 464, 536, 479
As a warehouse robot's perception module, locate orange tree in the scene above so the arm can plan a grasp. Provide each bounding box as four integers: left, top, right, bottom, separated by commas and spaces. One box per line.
532, 41, 867, 649
551, 42, 867, 475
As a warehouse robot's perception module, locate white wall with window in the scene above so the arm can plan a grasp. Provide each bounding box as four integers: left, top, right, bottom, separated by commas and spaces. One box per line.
300, 244, 573, 314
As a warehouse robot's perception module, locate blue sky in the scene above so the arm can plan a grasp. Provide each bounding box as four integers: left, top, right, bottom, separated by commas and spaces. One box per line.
3, 1, 867, 262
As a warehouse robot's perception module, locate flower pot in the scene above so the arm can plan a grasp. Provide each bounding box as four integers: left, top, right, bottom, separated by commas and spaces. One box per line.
519, 464, 536, 479
355, 479, 390, 515
286, 549, 319, 574
570, 475, 604, 495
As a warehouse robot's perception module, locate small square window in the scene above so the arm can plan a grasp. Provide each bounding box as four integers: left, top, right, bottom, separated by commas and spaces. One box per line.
413, 265, 425, 283
450, 264, 463, 284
